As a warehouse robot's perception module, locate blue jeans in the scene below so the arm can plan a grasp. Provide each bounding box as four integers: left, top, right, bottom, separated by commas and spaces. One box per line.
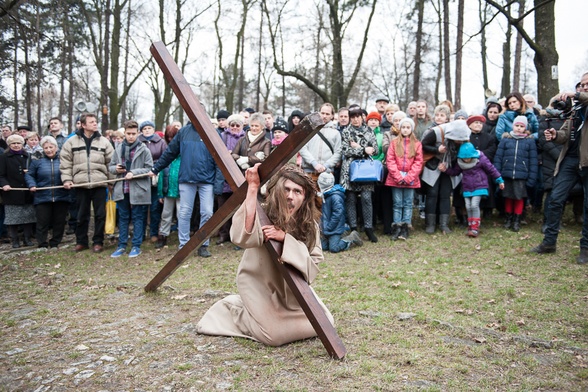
321, 234, 349, 253
178, 183, 213, 248
117, 193, 147, 248
543, 156, 588, 248
392, 187, 415, 224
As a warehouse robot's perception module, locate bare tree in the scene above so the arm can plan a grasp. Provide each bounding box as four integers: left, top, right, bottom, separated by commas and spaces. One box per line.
485, 0, 559, 104
512, 0, 525, 92
442, 0, 452, 102
454, 0, 464, 109
263, 0, 378, 109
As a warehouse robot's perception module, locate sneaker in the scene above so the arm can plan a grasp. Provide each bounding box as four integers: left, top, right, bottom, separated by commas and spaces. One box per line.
342, 230, 363, 247
111, 247, 126, 258
128, 246, 142, 258
198, 246, 212, 258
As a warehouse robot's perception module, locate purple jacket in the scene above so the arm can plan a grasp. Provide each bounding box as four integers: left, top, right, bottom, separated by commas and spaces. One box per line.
445, 151, 502, 193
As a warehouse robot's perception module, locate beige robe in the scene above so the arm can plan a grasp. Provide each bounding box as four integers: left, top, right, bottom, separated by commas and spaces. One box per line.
196, 203, 334, 346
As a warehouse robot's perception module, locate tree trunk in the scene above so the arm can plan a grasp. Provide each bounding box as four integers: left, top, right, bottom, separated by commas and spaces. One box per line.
454, 0, 464, 109
500, 3, 512, 97
101, 0, 111, 131
533, 0, 558, 104
513, 0, 525, 92
13, 20, 19, 127
108, 0, 124, 130
479, 1, 489, 95
413, 0, 425, 101
435, 0, 442, 102
121, 0, 131, 121
255, 2, 263, 111
36, 0, 42, 131
442, 0, 452, 101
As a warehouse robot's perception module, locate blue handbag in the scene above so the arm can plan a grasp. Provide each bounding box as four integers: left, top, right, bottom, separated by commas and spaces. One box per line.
349, 158, 383, 182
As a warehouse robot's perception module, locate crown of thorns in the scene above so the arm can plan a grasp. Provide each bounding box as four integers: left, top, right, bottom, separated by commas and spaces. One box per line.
267, 164, 318, 195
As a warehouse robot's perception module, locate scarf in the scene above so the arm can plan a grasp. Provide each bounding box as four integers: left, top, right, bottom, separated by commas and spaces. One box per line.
247, 131, 263, 144
120, 139, 141, 170
457, 158, 478, 170
510, 131, 527, 139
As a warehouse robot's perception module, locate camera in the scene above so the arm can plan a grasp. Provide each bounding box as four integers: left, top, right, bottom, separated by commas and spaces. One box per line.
552, 97, 573, 111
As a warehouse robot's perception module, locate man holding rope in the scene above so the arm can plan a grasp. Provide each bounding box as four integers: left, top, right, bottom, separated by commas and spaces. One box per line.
61, 113, 114, 253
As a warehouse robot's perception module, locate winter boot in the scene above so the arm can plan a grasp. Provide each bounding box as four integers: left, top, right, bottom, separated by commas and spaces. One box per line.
512, 214, 522, 232
9, 226, 20, 248
439, 214, 452, 234
23, 224, 34, 247
504, 213, 513, 229
468, 218, 480, 237
425, 214, 436, 234
155, 235, 167, 249
364, 228, 378, 243
577, 248, 588, 264
398, 223, 409, 240
390, 224, 401, 241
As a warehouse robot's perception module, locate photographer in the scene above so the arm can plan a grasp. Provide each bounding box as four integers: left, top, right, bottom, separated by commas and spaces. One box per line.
531, 72, 588, 263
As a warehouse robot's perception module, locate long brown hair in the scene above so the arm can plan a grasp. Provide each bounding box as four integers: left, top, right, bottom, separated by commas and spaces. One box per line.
264, 165, 320, 250
393, 127, 418, 158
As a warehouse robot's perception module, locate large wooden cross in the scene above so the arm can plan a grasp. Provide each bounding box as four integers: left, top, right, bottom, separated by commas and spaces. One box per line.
144, 42, 346, 359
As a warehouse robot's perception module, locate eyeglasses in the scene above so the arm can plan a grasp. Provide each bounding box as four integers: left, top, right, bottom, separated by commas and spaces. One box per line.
349, 113, 362, 118
229, 123, 241, 128
581, 83, 588, 89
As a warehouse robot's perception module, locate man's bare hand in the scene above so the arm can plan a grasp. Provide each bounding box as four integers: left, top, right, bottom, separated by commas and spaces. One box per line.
125, 172, 134, 180
262, 225, 285, 242
2, 185, 11, 191
63, 181, 73, 190
148, 170, 157, 178
438, 144, 447, 153
115, 164, 126, 174
544, 128, 556, 141
245, 163, 262, 189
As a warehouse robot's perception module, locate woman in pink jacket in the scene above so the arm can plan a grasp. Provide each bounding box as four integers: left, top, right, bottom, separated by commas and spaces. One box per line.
385, 118, 423, 240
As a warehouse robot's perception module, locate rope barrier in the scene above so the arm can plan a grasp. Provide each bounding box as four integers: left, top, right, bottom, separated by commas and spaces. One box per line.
4, 173, 152, 191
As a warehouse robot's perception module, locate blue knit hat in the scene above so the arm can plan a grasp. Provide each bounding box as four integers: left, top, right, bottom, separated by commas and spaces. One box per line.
457, 142, 480, 159
139, 120, 155, 131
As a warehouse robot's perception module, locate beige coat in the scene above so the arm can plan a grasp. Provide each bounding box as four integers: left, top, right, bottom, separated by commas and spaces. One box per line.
196, 203, 334, 346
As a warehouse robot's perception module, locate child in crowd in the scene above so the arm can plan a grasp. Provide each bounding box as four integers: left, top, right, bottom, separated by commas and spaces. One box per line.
440, 143, 504, 237
156, 125, 181, 249
109, 120, 153, 258
467, 115, 498, 217
493, 116, 538, 232
385, 118, 423, 240
270, 117, 289, 151
317, 172, 362, 252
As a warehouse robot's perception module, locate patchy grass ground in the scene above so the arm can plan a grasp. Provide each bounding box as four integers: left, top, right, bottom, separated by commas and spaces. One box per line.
1, 210, 588, 391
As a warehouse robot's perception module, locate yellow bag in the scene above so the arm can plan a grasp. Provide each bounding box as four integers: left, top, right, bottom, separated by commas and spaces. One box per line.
105, 194, 116, 235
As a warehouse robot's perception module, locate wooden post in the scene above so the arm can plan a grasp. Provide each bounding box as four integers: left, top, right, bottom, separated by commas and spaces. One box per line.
144, 42, 346, 359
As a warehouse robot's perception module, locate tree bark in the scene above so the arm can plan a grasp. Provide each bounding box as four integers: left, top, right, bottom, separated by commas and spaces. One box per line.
413, 0, 425, 101
454, 0, 464, 109
442, 0, 452, 101
513, 0, 525, 92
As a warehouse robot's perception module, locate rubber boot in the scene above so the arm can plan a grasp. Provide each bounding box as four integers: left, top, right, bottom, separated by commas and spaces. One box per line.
364, 228, 378, 243
9, 226, 20, 248
390, 224, 401, 241
23, 224, 34, 247
468, 218, 480, 237
504, 213, 513, 229
439, 214, 452, 234
512, 214, 521, 232
425, 214, 436, 234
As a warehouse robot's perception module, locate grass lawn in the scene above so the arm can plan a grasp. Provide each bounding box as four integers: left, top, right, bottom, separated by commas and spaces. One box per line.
1, 210, 587, 391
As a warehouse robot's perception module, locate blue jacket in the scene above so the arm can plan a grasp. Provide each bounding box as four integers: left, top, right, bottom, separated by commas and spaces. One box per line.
494, 133, 538, 187
152, 123, 216, 184
495, 109, 539, 141
25, 153, 70, 205
321, 184, 346, 236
